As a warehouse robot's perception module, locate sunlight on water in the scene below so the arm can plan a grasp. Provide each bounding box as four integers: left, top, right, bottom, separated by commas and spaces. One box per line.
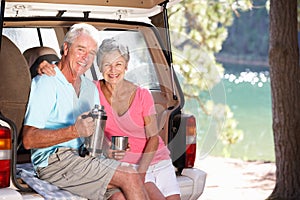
223, 70, 270, 86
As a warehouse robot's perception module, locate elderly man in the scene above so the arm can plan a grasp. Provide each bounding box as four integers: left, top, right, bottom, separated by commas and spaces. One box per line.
22, 23, 149, 200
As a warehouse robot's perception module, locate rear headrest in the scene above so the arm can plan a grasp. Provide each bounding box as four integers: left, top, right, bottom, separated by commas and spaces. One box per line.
23, 46, 59, 78
0, 36, 31, 137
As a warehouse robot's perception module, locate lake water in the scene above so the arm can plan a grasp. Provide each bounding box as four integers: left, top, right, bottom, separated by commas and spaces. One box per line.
187, 65, 275, 162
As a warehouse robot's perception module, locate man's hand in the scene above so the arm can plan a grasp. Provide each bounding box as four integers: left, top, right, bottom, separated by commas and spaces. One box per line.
75, 112, 95, 137
37, 60, 56, 76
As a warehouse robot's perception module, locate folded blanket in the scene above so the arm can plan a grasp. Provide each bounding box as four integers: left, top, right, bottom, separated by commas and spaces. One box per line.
16, 163, 87, 200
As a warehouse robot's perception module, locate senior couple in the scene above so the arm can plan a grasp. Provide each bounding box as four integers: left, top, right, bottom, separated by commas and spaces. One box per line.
23, 23, 181, 200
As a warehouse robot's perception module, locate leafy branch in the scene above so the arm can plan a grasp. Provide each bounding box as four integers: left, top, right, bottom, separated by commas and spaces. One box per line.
168, 0, 254, 152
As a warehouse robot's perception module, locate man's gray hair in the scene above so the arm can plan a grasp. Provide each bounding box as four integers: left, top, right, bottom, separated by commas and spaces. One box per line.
61, 23, 99, 54
97, 38, 130, 70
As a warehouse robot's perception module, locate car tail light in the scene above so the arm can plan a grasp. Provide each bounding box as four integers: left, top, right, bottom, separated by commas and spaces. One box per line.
185, 116, 196, 168
0, 125, 11, 188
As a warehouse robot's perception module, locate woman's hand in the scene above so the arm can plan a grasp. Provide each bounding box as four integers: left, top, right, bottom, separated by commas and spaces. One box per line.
105, 142, 130, 160
37, 60, 56, 76
108, 149, 126, 160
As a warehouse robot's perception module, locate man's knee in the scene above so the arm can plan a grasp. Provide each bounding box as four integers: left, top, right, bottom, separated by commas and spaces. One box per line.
115, 165, 140, 183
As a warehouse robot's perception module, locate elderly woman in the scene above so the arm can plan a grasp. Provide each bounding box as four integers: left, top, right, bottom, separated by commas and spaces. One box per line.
96, 38, 181, 200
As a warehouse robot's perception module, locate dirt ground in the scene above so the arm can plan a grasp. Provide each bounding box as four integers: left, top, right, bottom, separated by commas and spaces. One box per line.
195, 156, 276, 200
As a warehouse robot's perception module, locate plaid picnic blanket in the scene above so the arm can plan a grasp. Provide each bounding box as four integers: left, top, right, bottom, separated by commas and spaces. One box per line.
16, 163, 87, 200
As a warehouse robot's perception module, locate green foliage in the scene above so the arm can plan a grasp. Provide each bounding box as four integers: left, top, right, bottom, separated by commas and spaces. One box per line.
205, 100, 244, 157
168, 0, 253, 152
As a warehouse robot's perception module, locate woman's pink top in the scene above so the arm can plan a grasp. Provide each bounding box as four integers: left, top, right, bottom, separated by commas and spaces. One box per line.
95, 81, 170, 165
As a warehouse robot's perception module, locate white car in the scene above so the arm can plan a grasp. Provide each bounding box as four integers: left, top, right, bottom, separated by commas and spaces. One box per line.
0, 0, 206, 199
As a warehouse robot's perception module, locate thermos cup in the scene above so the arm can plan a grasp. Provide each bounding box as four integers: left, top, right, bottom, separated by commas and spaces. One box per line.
111, 136, 128, 150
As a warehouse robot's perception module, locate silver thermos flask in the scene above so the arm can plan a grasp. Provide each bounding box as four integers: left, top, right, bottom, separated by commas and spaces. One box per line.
84, 104, 107, 157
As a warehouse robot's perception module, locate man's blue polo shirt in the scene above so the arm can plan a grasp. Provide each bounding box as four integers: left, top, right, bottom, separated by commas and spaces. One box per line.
24, 67, 99, 170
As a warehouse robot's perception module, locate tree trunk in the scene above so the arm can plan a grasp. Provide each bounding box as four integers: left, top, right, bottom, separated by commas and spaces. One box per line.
268, 0, 300, 199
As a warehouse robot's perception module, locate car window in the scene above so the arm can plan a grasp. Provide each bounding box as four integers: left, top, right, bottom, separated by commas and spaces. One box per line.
3, 28, 60, 55
3, 27, 160, 90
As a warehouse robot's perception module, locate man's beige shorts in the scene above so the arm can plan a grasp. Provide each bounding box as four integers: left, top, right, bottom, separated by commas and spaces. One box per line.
37, 148, 120, 200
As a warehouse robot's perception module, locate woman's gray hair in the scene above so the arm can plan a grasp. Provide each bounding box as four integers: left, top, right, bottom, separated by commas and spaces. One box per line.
97, 38, 130, 70
60, 23, 99, 54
